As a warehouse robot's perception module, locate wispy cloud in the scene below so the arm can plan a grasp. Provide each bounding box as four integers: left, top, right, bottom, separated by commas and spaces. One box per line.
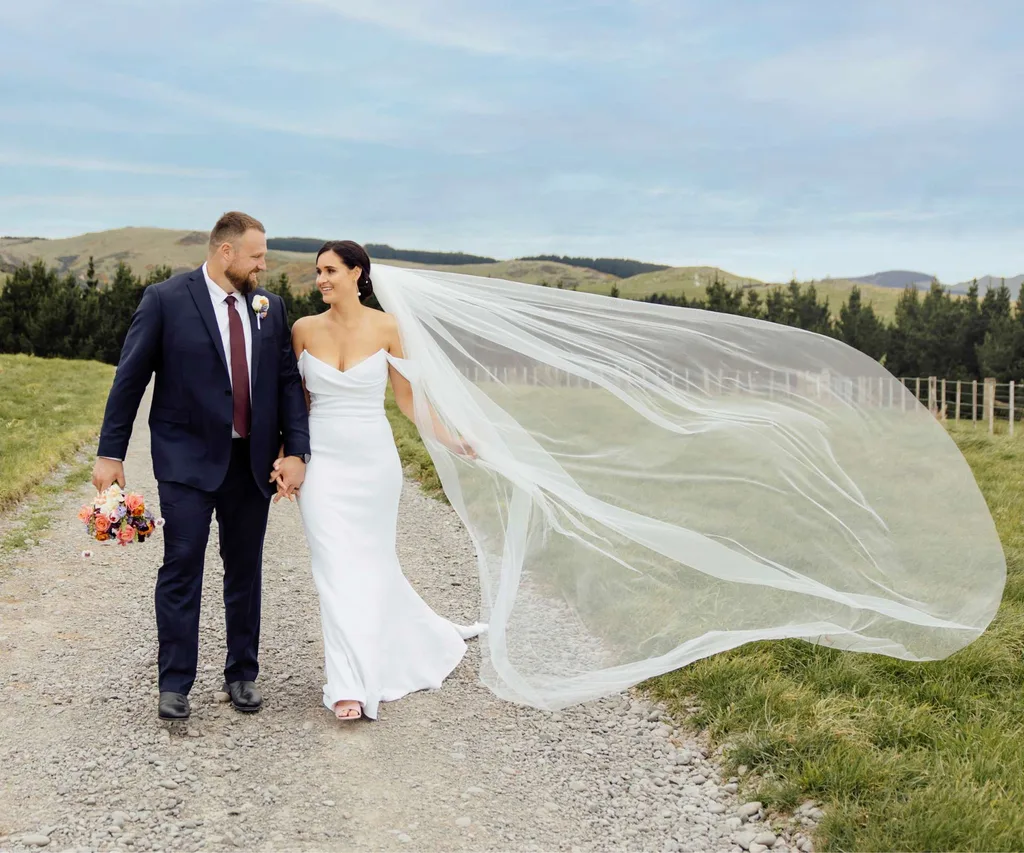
0, 151, 242, 179
287, 0, 531, 56
736, 34, 1018, 124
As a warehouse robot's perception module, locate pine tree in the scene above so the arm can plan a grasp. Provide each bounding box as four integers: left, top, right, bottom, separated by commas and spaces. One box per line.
92, 262, 144, 364
836, 286, 888, 360
85, 256, 98, 290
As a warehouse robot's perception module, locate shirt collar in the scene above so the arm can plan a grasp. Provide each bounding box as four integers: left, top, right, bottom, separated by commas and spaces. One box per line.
202, 262, 240, 304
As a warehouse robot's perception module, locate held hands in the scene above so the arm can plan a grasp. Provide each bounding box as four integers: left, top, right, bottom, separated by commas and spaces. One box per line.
92, 458, 126, 493
270, 455, 306, 503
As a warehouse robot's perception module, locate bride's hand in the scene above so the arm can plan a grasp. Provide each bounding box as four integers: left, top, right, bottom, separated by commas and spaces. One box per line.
446, 437, 477, 460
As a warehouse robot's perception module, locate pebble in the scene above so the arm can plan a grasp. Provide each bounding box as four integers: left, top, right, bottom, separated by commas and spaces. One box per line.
19, 836, 51, 848
0, 427, 814, 853
736, 830, 758, 850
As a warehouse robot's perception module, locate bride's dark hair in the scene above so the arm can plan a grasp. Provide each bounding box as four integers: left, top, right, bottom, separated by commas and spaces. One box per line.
317, 240, 373, 302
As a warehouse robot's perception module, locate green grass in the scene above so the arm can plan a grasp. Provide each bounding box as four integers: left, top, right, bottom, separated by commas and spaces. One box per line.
0, 354, 114, 509
644, 420, 1024, 852
1, 461, 92, 560
386, 385, 1024, 850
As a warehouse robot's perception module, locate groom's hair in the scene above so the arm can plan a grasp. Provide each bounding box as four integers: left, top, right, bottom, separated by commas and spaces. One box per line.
209, 211, 265, 248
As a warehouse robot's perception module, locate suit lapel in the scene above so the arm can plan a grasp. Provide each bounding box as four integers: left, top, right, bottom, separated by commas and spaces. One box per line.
245, 290, 262, 389
185, 268, 229, 379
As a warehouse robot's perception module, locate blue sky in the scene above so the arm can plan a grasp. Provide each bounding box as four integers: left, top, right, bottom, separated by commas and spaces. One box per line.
1, 0, 1021, 282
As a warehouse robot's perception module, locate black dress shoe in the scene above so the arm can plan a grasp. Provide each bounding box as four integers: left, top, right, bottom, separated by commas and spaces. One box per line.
158, 691, 190, 721
224, 680, 262, 713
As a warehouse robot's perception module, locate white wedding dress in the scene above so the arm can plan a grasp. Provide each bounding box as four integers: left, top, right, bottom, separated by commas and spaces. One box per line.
296, 348, 484, 719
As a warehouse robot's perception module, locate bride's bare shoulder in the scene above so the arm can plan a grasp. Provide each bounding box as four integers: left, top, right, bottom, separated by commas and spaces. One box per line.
374, 310, 402, 354
291, 313, 322, 344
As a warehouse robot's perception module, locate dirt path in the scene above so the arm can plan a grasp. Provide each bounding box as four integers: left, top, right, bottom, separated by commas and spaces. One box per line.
0, 398, 793, 853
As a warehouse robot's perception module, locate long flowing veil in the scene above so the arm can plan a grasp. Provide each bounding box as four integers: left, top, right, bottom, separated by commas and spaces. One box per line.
372, 263, 1006, 710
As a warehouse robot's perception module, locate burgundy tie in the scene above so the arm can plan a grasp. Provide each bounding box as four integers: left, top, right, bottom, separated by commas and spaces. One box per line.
225, 294, 250, 439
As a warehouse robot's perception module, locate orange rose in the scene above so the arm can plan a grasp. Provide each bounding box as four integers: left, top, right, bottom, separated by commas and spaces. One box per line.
96, 533, 110, 542
125, 493, 145, 516
94, 514, 111, 534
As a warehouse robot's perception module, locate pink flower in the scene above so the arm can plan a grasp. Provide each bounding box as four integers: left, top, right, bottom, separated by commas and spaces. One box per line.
125, 493, 145, 516
78, 505, 93, 524
81, 550, 93, 558
117, 525, 135, 546
155, 518, 165, 528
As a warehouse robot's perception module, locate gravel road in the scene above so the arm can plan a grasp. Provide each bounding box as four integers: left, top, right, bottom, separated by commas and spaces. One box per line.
0, 398, 817, 853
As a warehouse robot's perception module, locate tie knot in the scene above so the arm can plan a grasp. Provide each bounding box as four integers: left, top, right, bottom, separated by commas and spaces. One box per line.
225, 294, 236, 306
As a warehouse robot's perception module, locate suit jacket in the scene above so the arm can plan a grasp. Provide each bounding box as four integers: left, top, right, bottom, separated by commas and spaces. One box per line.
97, 266, 310, 497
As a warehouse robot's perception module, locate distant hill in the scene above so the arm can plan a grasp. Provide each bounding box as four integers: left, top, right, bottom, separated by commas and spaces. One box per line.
364, 244, 497, 266
0, 227, 939, 319
517, 255, 670, 279
847, 270, 934, 289
621, 268, 906, 319
947, 274, 1024, 298
266, 238, 497, 266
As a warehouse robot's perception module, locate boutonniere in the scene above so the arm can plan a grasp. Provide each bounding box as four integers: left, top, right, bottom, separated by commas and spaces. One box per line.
251, 294, 270, 330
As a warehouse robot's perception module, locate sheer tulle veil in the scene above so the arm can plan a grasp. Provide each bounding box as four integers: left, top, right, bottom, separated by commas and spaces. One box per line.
371, 263, 1006, 711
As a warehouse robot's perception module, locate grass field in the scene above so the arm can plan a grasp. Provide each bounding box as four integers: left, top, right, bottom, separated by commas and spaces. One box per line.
386, 396, 1023, 851
0, 354, 114, 509
644, 420, 1024, 852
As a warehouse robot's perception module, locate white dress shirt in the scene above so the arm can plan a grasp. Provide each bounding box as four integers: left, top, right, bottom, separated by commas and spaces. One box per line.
202, 263, 253, 439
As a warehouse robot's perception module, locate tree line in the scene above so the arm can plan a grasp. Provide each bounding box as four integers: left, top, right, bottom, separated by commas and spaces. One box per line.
641, 278, 1024, 380
3, 259, 1024, 382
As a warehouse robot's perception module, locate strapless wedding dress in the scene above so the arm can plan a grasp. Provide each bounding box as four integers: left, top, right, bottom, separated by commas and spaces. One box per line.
296, 348, 484, 719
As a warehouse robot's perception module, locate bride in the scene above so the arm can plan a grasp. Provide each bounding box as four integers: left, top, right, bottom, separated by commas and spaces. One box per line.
273, 238, 1004, 719
279, 240, 483, 722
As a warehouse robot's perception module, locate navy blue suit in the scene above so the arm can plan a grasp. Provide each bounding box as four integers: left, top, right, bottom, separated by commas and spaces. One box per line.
98, 266, 310, 694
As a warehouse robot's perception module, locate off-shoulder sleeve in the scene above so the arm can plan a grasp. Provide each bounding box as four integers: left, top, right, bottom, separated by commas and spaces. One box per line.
385, 351, 420, 381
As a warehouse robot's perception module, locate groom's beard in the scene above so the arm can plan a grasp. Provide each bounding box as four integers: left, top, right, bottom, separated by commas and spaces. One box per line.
226, 266, 259, 295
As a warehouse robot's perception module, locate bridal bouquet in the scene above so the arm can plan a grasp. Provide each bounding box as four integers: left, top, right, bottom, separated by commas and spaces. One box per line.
78, 484, 163, 546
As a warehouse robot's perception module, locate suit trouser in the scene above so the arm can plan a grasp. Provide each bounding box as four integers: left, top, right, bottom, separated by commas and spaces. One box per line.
155, 439, 271, 694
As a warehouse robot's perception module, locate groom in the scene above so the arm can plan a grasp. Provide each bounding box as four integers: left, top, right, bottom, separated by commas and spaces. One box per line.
92, 211, 311, 721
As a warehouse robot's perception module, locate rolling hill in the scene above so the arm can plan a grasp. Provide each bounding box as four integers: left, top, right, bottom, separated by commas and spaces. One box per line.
846, 270, 934, 289
948, 274, 1024, 298
0, 227, 930, 320
0, 228, 615, 296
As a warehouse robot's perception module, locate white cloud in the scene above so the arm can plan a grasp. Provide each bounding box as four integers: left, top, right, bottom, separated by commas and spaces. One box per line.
279, 0, 641, 60
736, 35, 1017, 124
0, 151, 242, 178
283, 0, 538, 56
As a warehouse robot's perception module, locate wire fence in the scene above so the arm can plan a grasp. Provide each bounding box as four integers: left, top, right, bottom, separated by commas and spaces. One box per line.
901, 376, 1021, 435
464, 364, 1020, 435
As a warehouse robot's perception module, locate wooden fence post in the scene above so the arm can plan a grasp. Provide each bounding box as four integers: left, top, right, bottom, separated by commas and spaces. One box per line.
940, 378, 946, 418
984, 378, 996, 434
973, 380, 978, 425
928, 377, 937, 414
955, 380, 962, 421
915, 377, 921, 404
1011, 381, 1016, 437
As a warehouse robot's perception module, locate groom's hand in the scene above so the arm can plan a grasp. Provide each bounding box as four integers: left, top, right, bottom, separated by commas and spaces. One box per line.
271, 456, 306, 503
92, 457, 126, 493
